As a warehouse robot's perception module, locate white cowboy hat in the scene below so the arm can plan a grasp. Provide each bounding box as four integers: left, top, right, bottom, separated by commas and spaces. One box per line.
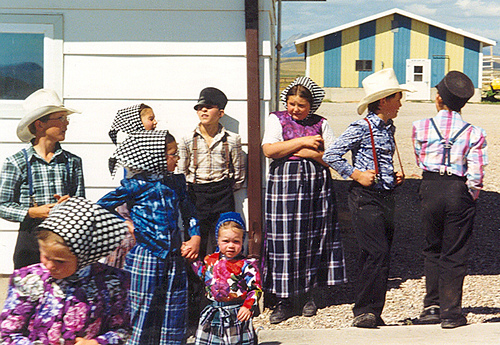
357, 68, 414, 115
17, 89, 80, 142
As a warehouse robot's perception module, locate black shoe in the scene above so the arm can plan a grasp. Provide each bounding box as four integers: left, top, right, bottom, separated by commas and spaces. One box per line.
418, 306, 441, 324
376, 315, 386, 326
352, 313, 378, 328
302, 299, 317, 317
441, 315, 467, 329
270, 300, 294, 324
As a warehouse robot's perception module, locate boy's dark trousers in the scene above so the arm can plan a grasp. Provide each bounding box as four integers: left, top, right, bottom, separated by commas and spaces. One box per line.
419, 173, 475, 320
186, 178, 235, 327
187, 178, 235, 258
348, 182, 395, 318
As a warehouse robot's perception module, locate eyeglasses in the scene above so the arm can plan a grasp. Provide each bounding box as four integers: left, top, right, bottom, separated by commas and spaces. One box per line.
47, 115, 70, 123
166, 151, 179, 159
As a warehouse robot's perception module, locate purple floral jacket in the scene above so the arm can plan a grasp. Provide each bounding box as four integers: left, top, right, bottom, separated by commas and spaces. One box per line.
0, 263, 131, 345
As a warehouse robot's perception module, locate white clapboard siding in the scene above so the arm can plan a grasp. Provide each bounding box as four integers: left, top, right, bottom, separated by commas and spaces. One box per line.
63, 56, 249, 100
0, 0, 274, 273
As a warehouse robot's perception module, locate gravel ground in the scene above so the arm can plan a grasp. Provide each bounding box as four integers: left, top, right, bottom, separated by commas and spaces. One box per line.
254, 101, 500, 330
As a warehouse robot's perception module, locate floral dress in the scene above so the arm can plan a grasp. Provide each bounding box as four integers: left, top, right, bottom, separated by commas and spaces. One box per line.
192, 253, 262, 345
0, 263, 131, 345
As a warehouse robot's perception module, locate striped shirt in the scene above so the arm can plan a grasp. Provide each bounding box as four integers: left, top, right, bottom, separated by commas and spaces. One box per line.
177, 124, 245, 189
0, 143, 85, 223
412, 109, 487, 199
324, 112, 397, 190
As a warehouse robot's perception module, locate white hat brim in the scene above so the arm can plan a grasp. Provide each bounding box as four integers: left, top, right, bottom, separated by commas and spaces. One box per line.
357, 85, 414, 115
17, 105, 80, 142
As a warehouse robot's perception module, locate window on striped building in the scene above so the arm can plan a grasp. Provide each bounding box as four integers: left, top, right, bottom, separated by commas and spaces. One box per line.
356, 60, 372, 72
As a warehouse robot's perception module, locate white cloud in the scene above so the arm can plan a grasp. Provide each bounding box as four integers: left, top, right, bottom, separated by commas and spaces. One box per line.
404, 4, 437, 16
455, 0, 500, 16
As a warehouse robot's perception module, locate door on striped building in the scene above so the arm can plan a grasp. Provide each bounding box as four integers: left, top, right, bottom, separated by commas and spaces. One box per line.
405, 59, 431, 100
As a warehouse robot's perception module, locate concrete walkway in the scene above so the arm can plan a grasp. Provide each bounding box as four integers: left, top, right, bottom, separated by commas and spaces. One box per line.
256, 323, 500, 345
1, 275, 500, 344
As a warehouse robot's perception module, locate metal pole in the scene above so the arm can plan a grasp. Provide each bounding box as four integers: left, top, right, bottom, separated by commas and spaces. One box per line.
245, 0, 263, 258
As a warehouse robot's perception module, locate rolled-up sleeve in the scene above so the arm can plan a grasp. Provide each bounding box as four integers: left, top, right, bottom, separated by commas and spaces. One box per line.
323, 123, 364, 179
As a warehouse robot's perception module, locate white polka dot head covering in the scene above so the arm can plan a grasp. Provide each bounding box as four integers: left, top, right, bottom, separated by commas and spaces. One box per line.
38, 197, 128, 269
109, 130, 170, 177
215, 211, 246, 242
280, 76, 325, 115
108, 104, 147, 145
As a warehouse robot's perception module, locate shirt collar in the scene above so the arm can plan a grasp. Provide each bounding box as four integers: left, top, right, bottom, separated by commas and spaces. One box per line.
366, 112, 395, 134
194, 123, 226, 141
436, 109, 462, 120
26, 142, 63, 161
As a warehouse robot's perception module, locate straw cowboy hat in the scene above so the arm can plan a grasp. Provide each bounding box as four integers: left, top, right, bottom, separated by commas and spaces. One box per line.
357, 68, 413, 115
17, 89, 80, 142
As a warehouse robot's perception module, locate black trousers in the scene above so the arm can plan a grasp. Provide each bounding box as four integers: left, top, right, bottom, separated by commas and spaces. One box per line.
186, 178, 235, 327
187, 178, 235, 258
348, 182, 395, 318
13, 218, 42, 269
419, 172, 475, 319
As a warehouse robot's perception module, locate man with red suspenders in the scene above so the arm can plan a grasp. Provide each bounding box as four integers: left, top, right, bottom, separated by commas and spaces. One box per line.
324, 68, 411, 328
413, 71, 487, 328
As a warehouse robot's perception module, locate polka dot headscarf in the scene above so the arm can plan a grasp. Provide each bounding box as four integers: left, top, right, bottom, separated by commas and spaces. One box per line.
38, 197, 128, 269
108, 130, 170, 177
280, 76, 325, 115
108, 104, 146, 145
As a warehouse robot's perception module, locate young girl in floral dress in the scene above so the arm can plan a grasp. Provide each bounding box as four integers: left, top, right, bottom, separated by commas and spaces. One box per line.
0, 197, 131, 345
190, 212, 262, 345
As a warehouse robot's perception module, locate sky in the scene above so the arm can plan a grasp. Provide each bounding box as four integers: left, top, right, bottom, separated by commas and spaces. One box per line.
281, 0, 500, 55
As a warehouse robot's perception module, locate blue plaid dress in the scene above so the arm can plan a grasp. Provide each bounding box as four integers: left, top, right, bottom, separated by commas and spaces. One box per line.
98, 173, 200, 345
263, 112, 347, 298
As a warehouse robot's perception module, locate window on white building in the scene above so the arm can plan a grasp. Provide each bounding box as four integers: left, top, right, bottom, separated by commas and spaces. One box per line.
0, 15, 62, 118
0, 32, 44, 100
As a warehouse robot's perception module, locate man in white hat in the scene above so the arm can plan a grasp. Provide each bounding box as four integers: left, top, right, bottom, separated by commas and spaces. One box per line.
0, 89, 85, 269
324, 68, 411, 328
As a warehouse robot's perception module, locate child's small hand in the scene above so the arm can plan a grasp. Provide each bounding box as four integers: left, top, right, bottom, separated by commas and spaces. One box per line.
181, 235, 201, 260
237, 306, 252, 322
74, 338, 98, 345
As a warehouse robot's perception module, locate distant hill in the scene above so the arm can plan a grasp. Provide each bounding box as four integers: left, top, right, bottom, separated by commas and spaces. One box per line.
0, 62, 43, 99
280, 33, 309, 58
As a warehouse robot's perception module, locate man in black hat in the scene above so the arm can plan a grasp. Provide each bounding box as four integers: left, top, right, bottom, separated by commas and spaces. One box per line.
412, 71, 487, 328
177, 87, 246, 329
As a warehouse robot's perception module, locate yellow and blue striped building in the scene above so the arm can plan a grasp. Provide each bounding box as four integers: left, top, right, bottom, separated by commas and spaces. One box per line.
295, 8, 495, 91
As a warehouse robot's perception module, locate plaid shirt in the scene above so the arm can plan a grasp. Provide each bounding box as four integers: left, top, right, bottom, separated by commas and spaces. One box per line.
412, 110, 487, 199
0, 144, 85, 223
177, 124, 245, 189
324, 112, 397, 190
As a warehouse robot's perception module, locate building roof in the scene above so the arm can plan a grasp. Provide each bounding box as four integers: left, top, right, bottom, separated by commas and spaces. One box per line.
295, 8, 497, 54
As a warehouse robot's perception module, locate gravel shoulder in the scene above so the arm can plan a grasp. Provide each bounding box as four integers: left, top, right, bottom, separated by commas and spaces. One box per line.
254, 101, 500, 330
